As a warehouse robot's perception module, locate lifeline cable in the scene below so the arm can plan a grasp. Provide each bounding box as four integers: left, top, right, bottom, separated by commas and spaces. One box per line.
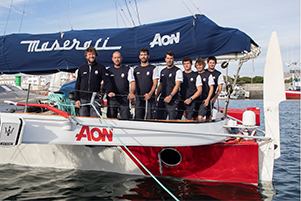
89, 103, 179, 201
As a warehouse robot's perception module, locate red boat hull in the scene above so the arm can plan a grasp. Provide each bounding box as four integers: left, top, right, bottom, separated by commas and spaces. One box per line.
122, 139, 258, 185
285, 90, 301, 99
220, 107, 261, 125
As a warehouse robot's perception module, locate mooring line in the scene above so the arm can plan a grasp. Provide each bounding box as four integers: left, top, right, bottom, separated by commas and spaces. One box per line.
90, 103, 179, 201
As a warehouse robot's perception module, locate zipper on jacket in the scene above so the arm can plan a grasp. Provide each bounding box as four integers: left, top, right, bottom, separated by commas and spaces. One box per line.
88, 65, 91, 91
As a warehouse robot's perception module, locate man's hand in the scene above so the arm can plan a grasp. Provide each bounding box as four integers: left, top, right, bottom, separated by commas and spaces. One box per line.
108, 92, 115, 98
127, 92, 135, 100
203, 98, 210, 107
184, 98, 192, 105
144, 93, 151, 101
211, 97, 217, 104
75, 100, 81, 108
164, 95, 172, 103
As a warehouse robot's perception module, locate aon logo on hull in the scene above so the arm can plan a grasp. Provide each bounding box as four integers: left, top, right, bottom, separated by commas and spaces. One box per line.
75, 126, 113, 142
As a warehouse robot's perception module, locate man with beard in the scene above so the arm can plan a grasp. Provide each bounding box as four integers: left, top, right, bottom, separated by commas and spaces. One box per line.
133, 48, 159, 119
75, 47, 115, 117
106, 51, 135, 120
156, 51, 183, 120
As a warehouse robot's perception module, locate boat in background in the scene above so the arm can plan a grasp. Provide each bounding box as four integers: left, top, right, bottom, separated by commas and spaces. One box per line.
285, 62, 301, 99
218, 84, 249, 100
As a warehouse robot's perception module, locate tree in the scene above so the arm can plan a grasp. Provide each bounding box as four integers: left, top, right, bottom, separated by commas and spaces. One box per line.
240, 77, 251, 83
285, 77, 292, 83
252, 76, 263, 83
233, 75, 245, 84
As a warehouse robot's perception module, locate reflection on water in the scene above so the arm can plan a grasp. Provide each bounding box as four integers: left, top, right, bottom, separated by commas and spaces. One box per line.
119, 177, 265, 200
0, 165, 270, 200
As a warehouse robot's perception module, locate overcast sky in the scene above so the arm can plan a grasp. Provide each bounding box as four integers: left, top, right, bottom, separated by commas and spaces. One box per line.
0, 0, 299, 77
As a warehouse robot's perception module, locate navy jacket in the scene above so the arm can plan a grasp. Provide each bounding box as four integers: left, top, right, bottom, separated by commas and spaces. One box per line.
74, 62, 113, 101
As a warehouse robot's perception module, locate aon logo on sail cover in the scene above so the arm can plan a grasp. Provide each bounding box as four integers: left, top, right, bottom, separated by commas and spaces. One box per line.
150, 32, 180, 48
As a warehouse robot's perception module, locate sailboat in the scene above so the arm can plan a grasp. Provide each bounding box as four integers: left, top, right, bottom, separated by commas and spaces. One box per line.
0, 14, 284, 188
285, 62, 301, 99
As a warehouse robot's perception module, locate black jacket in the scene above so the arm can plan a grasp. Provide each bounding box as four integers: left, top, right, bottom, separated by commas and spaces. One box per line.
74, 62, 113, 101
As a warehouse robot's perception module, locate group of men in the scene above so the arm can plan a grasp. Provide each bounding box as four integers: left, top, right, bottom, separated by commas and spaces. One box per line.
74, 47, 224, 122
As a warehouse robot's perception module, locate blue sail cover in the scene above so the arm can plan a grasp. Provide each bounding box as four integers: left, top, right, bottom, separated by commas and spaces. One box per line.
0, 14, 258, 74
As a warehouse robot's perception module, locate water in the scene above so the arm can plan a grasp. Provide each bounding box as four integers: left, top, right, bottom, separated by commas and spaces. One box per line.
0, 99, 300, 200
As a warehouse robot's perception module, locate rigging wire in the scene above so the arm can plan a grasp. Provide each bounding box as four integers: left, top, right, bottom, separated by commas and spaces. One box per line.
114, 0, 130, 27
189, 0, 202, 14
128, 1, 138, 20
3, 0, 14, 37
61, 0, 73, 30
114, 1, 119, 28
123, 0, 136, 26
117, 6, 128, 28
134, 0, 141, 25
180, 0, 195, 18
52, 0, 63, 36
69, 0, 73, 29
19, 0, 27, 33
128, 0, 141, 25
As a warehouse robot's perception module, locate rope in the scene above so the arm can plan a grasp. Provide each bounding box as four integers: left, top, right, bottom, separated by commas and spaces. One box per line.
89, 103, 179, 201
48, 93, 76, 116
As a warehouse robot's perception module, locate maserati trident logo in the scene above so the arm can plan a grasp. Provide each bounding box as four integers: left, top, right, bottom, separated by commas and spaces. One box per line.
5, 126, 14, 136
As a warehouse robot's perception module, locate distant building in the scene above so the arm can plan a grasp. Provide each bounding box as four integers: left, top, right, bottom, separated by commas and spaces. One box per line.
0, 73, 71, 91
0, 76, 15, 85
284, 69, 300, 80
21, 74, 69, 91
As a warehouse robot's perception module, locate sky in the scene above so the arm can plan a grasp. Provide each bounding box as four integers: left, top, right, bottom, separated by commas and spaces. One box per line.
0, 0, 300, 77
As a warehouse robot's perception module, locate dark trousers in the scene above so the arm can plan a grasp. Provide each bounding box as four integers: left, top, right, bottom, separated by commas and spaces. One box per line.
177, 100, 196, 120
135, 97, 156, 119
156, 98, 178, 120
79, 99, 102, 117
198, 100, 213, 117
107, 97, 130, 120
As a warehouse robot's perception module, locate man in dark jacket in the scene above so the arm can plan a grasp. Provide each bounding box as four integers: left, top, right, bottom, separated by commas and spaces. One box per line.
74, 47, 114, 117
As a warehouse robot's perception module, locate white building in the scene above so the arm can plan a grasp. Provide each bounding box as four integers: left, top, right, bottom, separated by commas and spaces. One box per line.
0, 76, 15, 85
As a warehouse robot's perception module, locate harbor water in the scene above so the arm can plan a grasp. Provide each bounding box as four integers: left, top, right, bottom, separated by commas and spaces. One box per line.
0, 99, 300, 200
